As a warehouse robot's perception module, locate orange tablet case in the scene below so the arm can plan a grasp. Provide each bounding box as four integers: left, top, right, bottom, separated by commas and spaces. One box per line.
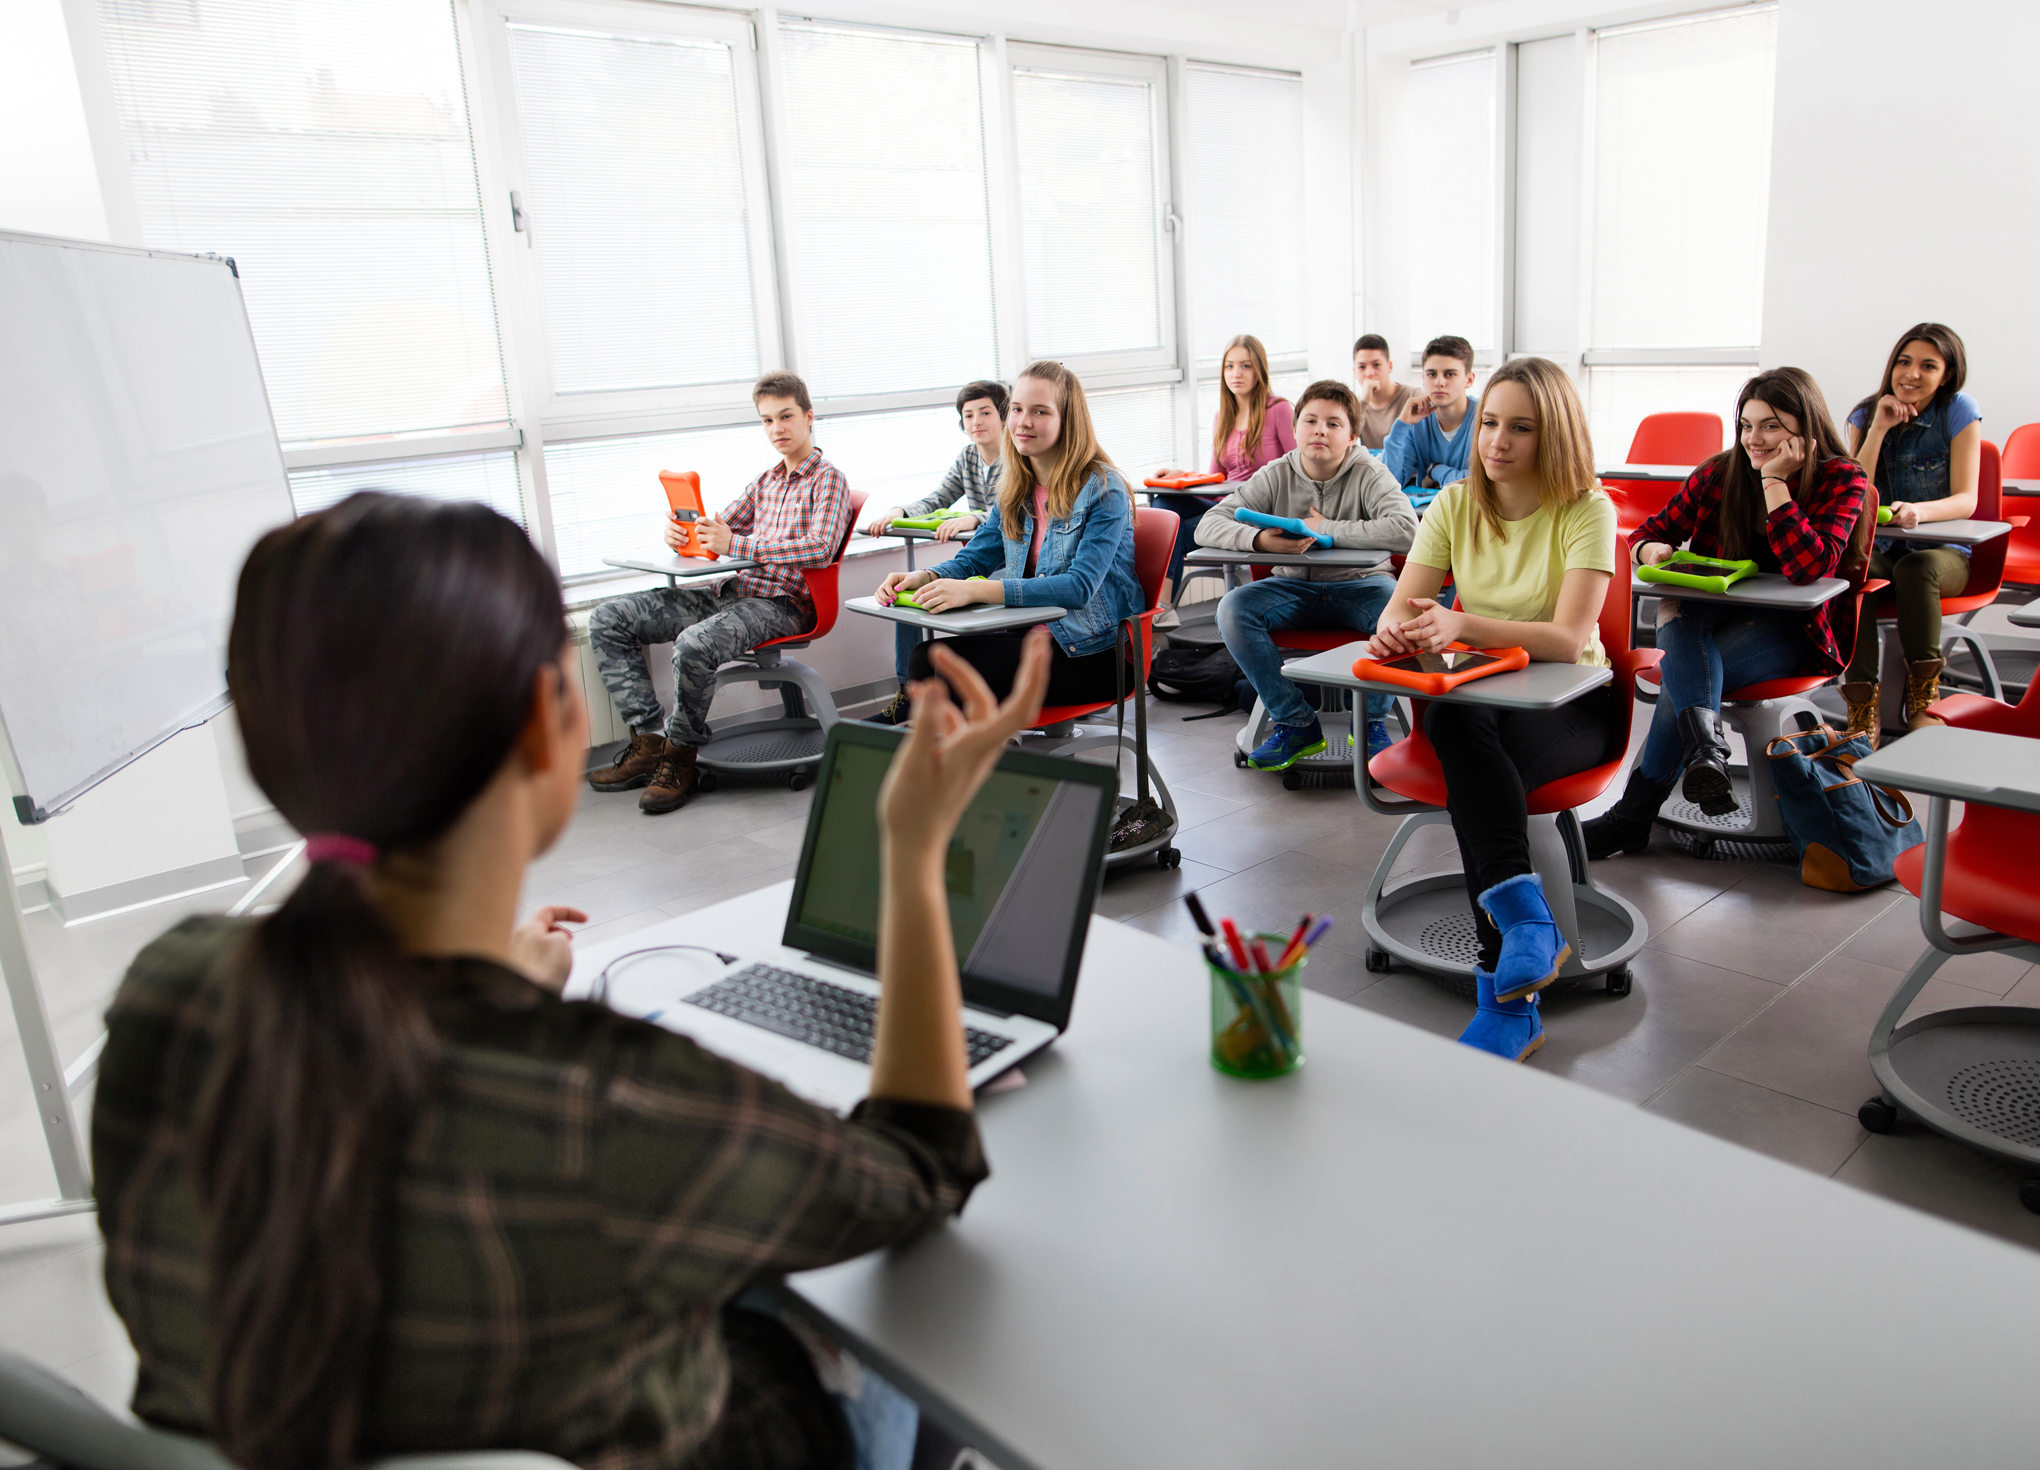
658, 470, 717, 560
1142, 471, 1225, 491
1350, 643, 1529, 695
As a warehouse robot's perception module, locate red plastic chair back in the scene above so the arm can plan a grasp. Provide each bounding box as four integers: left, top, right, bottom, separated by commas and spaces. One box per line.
2000, 423, 2040, 479
755, 488, 868, 650
1605, 412, 1724, 536
1998, 429, 2040, 585
1033, 503, 1176, 725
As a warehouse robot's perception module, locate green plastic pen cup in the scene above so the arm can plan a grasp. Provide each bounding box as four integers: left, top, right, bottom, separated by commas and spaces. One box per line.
1209, 936, 1304, 1079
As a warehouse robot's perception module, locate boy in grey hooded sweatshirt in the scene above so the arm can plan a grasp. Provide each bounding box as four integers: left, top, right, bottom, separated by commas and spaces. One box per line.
1195, 379, 1419, 770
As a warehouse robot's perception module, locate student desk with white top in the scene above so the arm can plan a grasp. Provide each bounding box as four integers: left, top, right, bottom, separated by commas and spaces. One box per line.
564, 883, 2040, 1470
1630, 572, 1850, 611
1597, 462, 1695, 482
1873, 519, 2013, 546
601, 552, 760, 586
876, 523, 979, 573
2009, 602, 2040, 629
1279, 646, 1645, 990
2001, 478, 2040, 498
846, 596, 1067, 639
1181, 544, 1394, 592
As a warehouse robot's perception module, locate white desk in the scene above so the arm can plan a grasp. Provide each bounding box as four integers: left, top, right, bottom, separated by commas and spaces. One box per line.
1856, 724, 2040, 816
2002, 478, 2040, 498
2009, 603, 2040, 629
1280, 641, 1613, 711
601, 552, 759, 585
875, 523, 979, 573
1598, 463, 1695, 483
1182, 545, 1395, 592
846, 595, 1067, 637
574, 884, 2040, 1470
1875, 519, 2012, 547
1631, 573, 1849, 611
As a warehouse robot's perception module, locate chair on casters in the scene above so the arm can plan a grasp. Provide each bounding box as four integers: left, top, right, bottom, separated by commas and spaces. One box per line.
696, 489, 868, 794
1032, 506, 1184, 871
1944, 424, 2040, 702
1355, 545, 1653, 997
1855, 677, 2040, 1215
1652, 491, 1883, 852
0, 1347, 575, 1470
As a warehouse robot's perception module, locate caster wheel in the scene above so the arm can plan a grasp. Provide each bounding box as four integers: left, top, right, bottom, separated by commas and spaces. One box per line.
1366, 947, 1391, 974
1858, 1096, 1899, 1134
789, 770, 810, 792
1606, 967, 1632, 997
1281, 770, 1302, 791
696, 770, 720, 794
1233, 751, 1249, 768
1693, 838, 1715, 859
2020, 1180, 2040, 1217
1156, 847, 1182, 870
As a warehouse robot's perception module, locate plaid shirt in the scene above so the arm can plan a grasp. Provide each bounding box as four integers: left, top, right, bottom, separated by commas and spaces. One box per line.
894, 444, 1001, 523
94, 917, 985, 1470
1631, 455, 1869, 675
723, 449, 853, 607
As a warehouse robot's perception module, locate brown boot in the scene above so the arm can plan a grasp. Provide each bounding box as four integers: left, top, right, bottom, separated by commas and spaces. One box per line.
1902, 657, 1946, 734
1840, 680, 1880, 750
588, 729, 668, 792
639, 745, 699, 815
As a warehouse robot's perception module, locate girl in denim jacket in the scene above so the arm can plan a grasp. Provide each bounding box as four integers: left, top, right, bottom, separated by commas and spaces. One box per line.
878, 360, 1143, 706
1843, 323, 1982, 742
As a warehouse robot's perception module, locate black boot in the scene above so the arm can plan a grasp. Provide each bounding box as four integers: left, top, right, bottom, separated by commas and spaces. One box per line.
1582, 767, 1674, 859
1676, 706, 1737, 816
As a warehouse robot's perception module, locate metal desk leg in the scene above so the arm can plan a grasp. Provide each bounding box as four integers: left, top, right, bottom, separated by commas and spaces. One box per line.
0, 820, 94, 1226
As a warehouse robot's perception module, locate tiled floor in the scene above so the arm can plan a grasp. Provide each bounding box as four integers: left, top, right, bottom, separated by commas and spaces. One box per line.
4, 691, 2038, 1425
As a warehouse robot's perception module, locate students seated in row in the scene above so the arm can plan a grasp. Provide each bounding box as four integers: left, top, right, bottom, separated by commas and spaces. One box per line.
1362, 357, 1616, 1063
1841, 322, 1982, 743
877, 359, 1142, 708
861, 379, 1009, 724
586, 371, 852, 814
1149, 334, 1296, 622
1583, 369, 1869, 858
1196, 380, 1416, 770
95, 491, 1040, 1470
1381, 334, 1478, 506
1352, 332, 1414, 451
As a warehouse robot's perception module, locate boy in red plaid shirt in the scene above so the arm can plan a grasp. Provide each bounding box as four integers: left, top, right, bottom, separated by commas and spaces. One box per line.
588, 372, 852, 814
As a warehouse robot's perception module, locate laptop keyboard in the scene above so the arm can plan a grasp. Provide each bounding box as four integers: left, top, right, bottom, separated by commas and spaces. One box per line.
683, 964, 1015, 1068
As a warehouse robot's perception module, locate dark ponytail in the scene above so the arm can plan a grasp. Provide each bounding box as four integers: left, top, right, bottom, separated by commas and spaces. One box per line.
193, 493, 565, 1470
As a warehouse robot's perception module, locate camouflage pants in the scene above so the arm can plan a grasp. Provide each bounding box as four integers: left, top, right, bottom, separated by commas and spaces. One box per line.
588, 585, 811, 747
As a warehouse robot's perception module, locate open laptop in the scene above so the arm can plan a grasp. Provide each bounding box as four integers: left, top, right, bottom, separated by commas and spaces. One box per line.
593, 722, 1116, 1112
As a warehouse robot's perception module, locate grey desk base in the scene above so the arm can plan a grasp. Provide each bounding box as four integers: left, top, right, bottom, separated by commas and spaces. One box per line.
578, 884, 2040, 1470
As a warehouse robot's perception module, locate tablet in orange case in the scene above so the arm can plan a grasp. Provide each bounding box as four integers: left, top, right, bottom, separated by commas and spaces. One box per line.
658, 470, 717, 560
1143, 471, 1226, 491
1351, 643, 1529, 695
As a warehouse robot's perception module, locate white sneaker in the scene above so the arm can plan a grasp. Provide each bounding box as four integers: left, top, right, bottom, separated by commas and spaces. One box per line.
1153, 603, 1181, 630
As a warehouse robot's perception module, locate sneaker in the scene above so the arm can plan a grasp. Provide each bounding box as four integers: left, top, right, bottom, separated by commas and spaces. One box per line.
868, 690, 911, 726
1247, 718, 1326, 771
1365, 718, 1393, 762
1153, 603, 1181, 631
639, 746, 700, 815
588, 730, 668, 792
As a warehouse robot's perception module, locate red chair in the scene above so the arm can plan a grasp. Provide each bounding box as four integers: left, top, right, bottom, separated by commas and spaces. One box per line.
1999, 423, 2040, 588
1354, 543, 1654, 995
1604, 412, 1725, 538
1857, 679, 2040, 1212
696, 488, 868, 793
1035, 505, 1183, 870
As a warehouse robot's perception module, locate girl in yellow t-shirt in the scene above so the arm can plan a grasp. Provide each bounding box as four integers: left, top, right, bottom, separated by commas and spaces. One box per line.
1363, 356, 1616, 1062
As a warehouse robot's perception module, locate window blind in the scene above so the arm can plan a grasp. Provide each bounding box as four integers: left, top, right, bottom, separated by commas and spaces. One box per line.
1184, 65, 1306, 366
1088, 386, 1177, 478
777, 25, 998, 397
97, 0, 510, 446
289, 451, 525, 524
544, 423, 772, 579
1587, 366, 1739, 469
1402, 51, 1497, 354
1590, 6, 1778, 351
504, 21, 761, 395
1013, 66, 1166, 360
818, 406, 969, 513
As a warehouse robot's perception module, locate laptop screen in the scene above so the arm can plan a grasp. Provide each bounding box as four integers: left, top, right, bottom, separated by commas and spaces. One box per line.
782, 725, 1116, 1027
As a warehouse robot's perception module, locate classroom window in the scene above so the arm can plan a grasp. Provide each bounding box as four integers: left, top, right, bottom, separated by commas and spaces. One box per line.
1183, 64, 1306, 368
776, 23, 999, 398
816, 406, 969, 514
499, 17, 764, 396
1586, 366, 1740, 468
96, 0, 511, 446
287, 451, 526, 524
543, 423, 772, 580
1588, 6, 1778, 353
1401, 50, 1498, 356
1010, 47, 1174, 368
1089, 386, 1179, 479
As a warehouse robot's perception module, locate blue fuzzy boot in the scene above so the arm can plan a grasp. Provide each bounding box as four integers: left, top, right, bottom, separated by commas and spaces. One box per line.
1479, 872, 1571, 1003
1458, 966, 1544, 1061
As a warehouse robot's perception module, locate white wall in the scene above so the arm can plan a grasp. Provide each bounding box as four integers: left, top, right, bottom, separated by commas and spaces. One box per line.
1762, 0, 2040, 428
0, 0, 107, 241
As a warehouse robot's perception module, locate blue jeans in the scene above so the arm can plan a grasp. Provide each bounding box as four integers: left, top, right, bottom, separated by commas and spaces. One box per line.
1216, 575, 1396, 728
1153, 491, 1217, 595
893, 621, 919, 683
1637, 601, 1810, 787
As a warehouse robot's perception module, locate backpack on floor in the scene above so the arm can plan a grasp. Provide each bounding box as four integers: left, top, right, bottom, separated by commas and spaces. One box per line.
1766, 725, 1924, 892
1149, 644, 1247, 712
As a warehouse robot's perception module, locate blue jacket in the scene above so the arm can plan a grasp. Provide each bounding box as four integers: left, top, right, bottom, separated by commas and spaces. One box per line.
1381, 395, 1478, 491
929, 466, 1143, 658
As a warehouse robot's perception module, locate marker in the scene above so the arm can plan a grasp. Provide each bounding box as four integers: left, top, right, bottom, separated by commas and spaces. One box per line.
1250, 938, 1275, 975
1274, 914, 1313, 971
1218, 917, 1252, 973
1183, 892, 1218, 940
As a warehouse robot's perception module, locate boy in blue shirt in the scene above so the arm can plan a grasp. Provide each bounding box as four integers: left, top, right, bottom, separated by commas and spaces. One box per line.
1381, 335, 1478, 509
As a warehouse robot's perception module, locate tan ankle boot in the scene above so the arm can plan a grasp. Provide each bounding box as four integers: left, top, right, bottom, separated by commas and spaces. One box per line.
1840, 680, 1880, 750
640, 745, 699, 814
588, 730, 669, 791
1903, 658, 1946, 734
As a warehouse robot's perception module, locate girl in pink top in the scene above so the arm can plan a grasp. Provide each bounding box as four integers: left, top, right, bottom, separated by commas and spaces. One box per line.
1152, 334, 1297, 617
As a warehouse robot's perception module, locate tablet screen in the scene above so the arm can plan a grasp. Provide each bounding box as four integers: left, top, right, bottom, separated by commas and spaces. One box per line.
1372, 650, 1504, 675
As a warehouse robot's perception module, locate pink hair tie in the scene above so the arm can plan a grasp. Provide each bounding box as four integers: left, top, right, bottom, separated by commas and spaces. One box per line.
303, 832, 378, 867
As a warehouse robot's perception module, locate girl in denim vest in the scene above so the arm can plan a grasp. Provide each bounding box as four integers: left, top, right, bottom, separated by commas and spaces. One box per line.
878, 360, 1143, 706
1843, 324, 1982, 742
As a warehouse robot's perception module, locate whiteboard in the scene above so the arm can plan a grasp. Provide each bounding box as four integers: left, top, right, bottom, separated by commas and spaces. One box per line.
0, 232, 297, 821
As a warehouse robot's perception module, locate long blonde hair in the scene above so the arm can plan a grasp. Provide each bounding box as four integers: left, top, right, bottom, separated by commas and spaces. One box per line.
1212, 334, 1274, 468
1461, 356, 1598, 546
999, 360, 1117, 538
